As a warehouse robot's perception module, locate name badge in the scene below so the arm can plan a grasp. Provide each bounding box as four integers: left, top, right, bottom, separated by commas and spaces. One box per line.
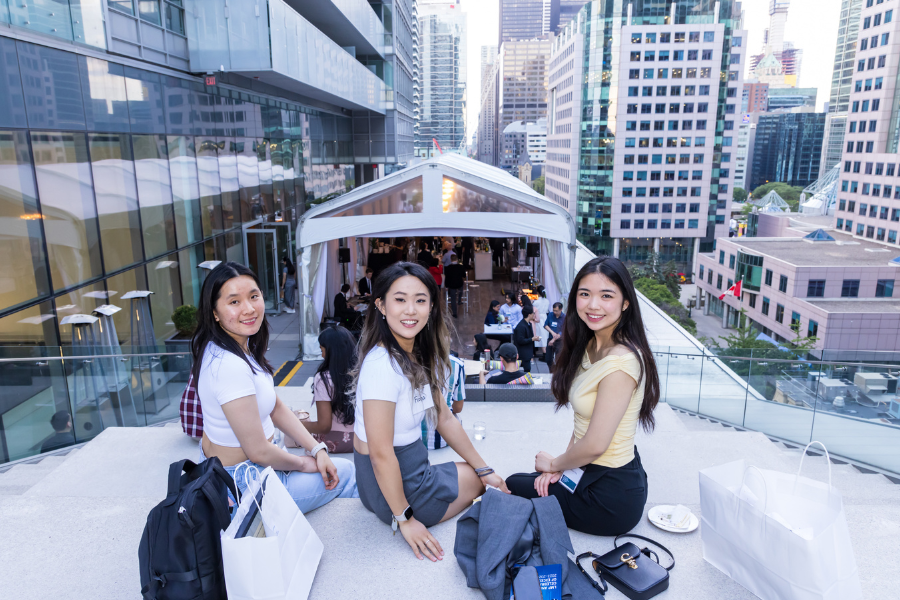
559, 467, 584, 494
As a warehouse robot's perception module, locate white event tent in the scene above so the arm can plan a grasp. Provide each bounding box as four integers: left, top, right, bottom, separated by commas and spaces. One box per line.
296, 154, 578, 359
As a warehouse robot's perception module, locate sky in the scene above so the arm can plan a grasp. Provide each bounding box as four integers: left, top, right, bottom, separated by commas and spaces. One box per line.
460, 0, 842, 142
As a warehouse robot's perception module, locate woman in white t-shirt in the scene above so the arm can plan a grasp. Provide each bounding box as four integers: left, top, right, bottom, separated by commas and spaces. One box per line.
193, 262, 358, 512
351, 262, 509, 563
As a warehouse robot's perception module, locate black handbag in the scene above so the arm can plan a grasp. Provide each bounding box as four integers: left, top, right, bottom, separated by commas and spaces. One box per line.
575, 534, 675, 600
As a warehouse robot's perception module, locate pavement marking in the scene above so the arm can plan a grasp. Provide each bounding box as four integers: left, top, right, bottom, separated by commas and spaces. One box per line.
274, 360, 303, 386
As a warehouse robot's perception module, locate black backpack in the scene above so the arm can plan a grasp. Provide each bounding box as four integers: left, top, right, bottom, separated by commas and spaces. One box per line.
139, 458, 237, 599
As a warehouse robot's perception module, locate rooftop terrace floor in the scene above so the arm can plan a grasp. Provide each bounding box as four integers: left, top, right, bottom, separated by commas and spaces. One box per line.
1, 398, 897, 600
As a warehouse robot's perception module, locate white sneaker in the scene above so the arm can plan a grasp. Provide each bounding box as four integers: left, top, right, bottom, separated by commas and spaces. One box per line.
284, 308, 295, 313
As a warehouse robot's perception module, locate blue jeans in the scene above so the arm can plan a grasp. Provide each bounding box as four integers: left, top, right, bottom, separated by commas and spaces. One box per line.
199, 444, 358, 514
283, 278, 296, 309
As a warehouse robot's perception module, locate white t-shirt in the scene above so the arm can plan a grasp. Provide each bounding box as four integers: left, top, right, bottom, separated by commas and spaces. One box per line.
354, 346, 434, 446
197, 343, 276, 447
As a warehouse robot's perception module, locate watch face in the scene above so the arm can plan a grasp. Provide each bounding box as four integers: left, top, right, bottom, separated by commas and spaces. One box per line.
404, 506, 414, 520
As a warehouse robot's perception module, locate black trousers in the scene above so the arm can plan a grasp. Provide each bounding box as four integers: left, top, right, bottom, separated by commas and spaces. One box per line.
505, 448, 648, 536
544, 341, 557, 365
520, 357, 532, 373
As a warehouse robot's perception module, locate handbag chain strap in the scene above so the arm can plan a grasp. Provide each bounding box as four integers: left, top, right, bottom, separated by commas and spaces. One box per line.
614, 533, 675, 571
574, 552, 609, 595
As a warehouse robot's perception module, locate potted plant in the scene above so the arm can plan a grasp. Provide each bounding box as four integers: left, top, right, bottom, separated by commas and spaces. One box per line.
166, 305, 197, 380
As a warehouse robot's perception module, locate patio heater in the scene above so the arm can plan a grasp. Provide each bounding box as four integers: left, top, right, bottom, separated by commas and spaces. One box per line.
60, 314, 112, 439
92, 304, 139, 427
121, 290, 168, 415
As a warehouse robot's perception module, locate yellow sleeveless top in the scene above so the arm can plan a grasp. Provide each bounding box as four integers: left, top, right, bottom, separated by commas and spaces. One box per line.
570, 352, 643, 468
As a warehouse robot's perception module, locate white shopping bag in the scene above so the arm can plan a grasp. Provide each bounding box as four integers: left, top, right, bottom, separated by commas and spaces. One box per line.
699, 442, 862, 600
221, 466, 324, 600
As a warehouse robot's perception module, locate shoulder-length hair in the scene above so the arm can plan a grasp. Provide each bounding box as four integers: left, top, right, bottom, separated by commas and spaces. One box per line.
349, 262, 451, 416
190, 262, 273, 381
550, 257, 660, 431
316, 326, 357, 426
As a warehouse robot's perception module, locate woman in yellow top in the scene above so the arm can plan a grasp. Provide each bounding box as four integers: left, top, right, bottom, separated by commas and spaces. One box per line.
506, 256, 660, 535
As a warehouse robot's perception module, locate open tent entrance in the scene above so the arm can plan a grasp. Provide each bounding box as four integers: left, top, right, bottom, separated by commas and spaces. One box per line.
296, 154, 578, 359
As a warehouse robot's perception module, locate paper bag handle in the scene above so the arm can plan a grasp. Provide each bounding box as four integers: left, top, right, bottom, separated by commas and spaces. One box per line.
738, 465, 768, 515
795, 440, 832, 489
232, 464, 278, 535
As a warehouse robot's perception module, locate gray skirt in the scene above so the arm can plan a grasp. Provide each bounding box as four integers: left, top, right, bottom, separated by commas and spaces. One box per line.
354, 440, 459, 527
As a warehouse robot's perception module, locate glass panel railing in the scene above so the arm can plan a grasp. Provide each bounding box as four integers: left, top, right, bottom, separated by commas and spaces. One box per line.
653, 346, 900, 475
0, 346, 192, 465
659, 345, 704, 413
698, 348, 751, 426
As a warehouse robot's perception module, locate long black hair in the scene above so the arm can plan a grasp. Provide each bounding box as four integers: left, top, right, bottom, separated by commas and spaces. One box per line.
316, 326, 357, 426
190, 261, 273, 381
550, 256, 660, 432
485, 299, 500, 321
282, 255, 295, 277
348, 262, 451, 417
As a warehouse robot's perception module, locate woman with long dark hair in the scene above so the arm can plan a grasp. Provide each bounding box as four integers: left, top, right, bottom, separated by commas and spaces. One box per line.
192, 262, 357, 512
506, 256, 660, 536
302, 326, 357, 453
351, 262, 509, 562
483, 299, 501, 325
280, 255, 297, 313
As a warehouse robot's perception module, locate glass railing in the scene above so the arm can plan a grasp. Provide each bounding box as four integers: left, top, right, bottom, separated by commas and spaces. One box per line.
0, 346, 192, 466
654, 345, 900, 476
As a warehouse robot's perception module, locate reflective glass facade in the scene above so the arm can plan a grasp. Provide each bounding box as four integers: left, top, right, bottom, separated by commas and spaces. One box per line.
415, 0, 467, 155
0, 39, 361, 353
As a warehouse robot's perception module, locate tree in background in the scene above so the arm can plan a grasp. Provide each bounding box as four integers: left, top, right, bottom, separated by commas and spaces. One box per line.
633, 277, 697, 335
750, 182, 806, 211
733, 187, 748, 203
532, 175, 545, 194
628, 251, 681, 299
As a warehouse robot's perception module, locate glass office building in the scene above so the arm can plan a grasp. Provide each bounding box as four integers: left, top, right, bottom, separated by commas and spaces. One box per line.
0, 0, 411, 464
749, 112, 826, 190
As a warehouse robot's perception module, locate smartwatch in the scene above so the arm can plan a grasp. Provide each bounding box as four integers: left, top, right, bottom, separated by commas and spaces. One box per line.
307, 441, 328, 457
391, 505, 414, 533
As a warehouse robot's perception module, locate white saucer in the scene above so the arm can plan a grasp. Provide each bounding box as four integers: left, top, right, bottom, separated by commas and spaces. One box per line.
648, 505, 699, 533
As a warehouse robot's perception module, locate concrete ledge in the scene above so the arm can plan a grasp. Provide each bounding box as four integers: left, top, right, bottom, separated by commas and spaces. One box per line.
3, 403, 897, 600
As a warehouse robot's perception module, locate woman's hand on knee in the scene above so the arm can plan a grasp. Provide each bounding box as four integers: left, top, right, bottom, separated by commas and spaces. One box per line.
399, 519, 444, 562
316, 452, 339, 490
481, 472, 511, 494
534, 472, 561, 497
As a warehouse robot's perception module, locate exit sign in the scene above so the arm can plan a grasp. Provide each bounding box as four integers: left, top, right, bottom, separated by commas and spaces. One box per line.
205, 75, 216, 86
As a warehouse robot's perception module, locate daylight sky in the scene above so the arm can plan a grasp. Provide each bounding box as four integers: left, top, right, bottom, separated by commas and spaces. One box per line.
461, 0, 842, 142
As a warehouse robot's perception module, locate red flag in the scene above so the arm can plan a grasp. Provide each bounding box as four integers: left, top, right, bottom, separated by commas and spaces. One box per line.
719, 279, 742, 301
432, 138, 444, 154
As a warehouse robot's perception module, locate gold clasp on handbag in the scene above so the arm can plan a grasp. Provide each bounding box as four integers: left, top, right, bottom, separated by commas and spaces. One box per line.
620, 553, 638, 569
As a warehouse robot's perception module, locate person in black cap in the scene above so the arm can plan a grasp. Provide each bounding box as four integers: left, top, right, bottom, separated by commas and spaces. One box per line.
479, 343, 527, 384
513, 305, 540, 373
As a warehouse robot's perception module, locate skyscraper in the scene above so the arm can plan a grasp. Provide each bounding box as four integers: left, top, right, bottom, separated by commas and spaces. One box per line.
821, 0, 863, 174
748, 0, 803, 88
544, 0, 747, 276
499, 0, 550, 45
477, 45, 499, 164
415, 0, 467, 156
832, 0, 900, 246
749, 112, 826, 190
496, 39, 552, 168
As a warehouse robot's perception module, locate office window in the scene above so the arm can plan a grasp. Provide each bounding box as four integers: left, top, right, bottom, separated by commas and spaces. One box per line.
762, 296, 770, 316
688, 219, 698, 228
790, 311, 801, 333
841, 279, 860, 297
634, 219, 644, 229
31, 133, 103, 289
778, 275, 788, 293
806, 319, 818, 338
707, 269, 713, 283
748, 294, 756, 308
631, 51, 642, 61
876, 279, 894, 297
629, 69, 640, 79
807, 280, 825, 297
620, 219, 631, 229
674, 219, 685, 229
645, 51, 656, 61
632, 33, 642, 44
728, 254, 735, 268
775, 304, 784, 323
764, 269, 773, 286
662, 219, 671, 229
699, 265, 704, 279
716, 274, 723, 289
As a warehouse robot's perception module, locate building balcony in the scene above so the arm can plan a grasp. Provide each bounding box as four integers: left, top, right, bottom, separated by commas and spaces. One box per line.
283, 0, 386, 58
184, 0, 386, 113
